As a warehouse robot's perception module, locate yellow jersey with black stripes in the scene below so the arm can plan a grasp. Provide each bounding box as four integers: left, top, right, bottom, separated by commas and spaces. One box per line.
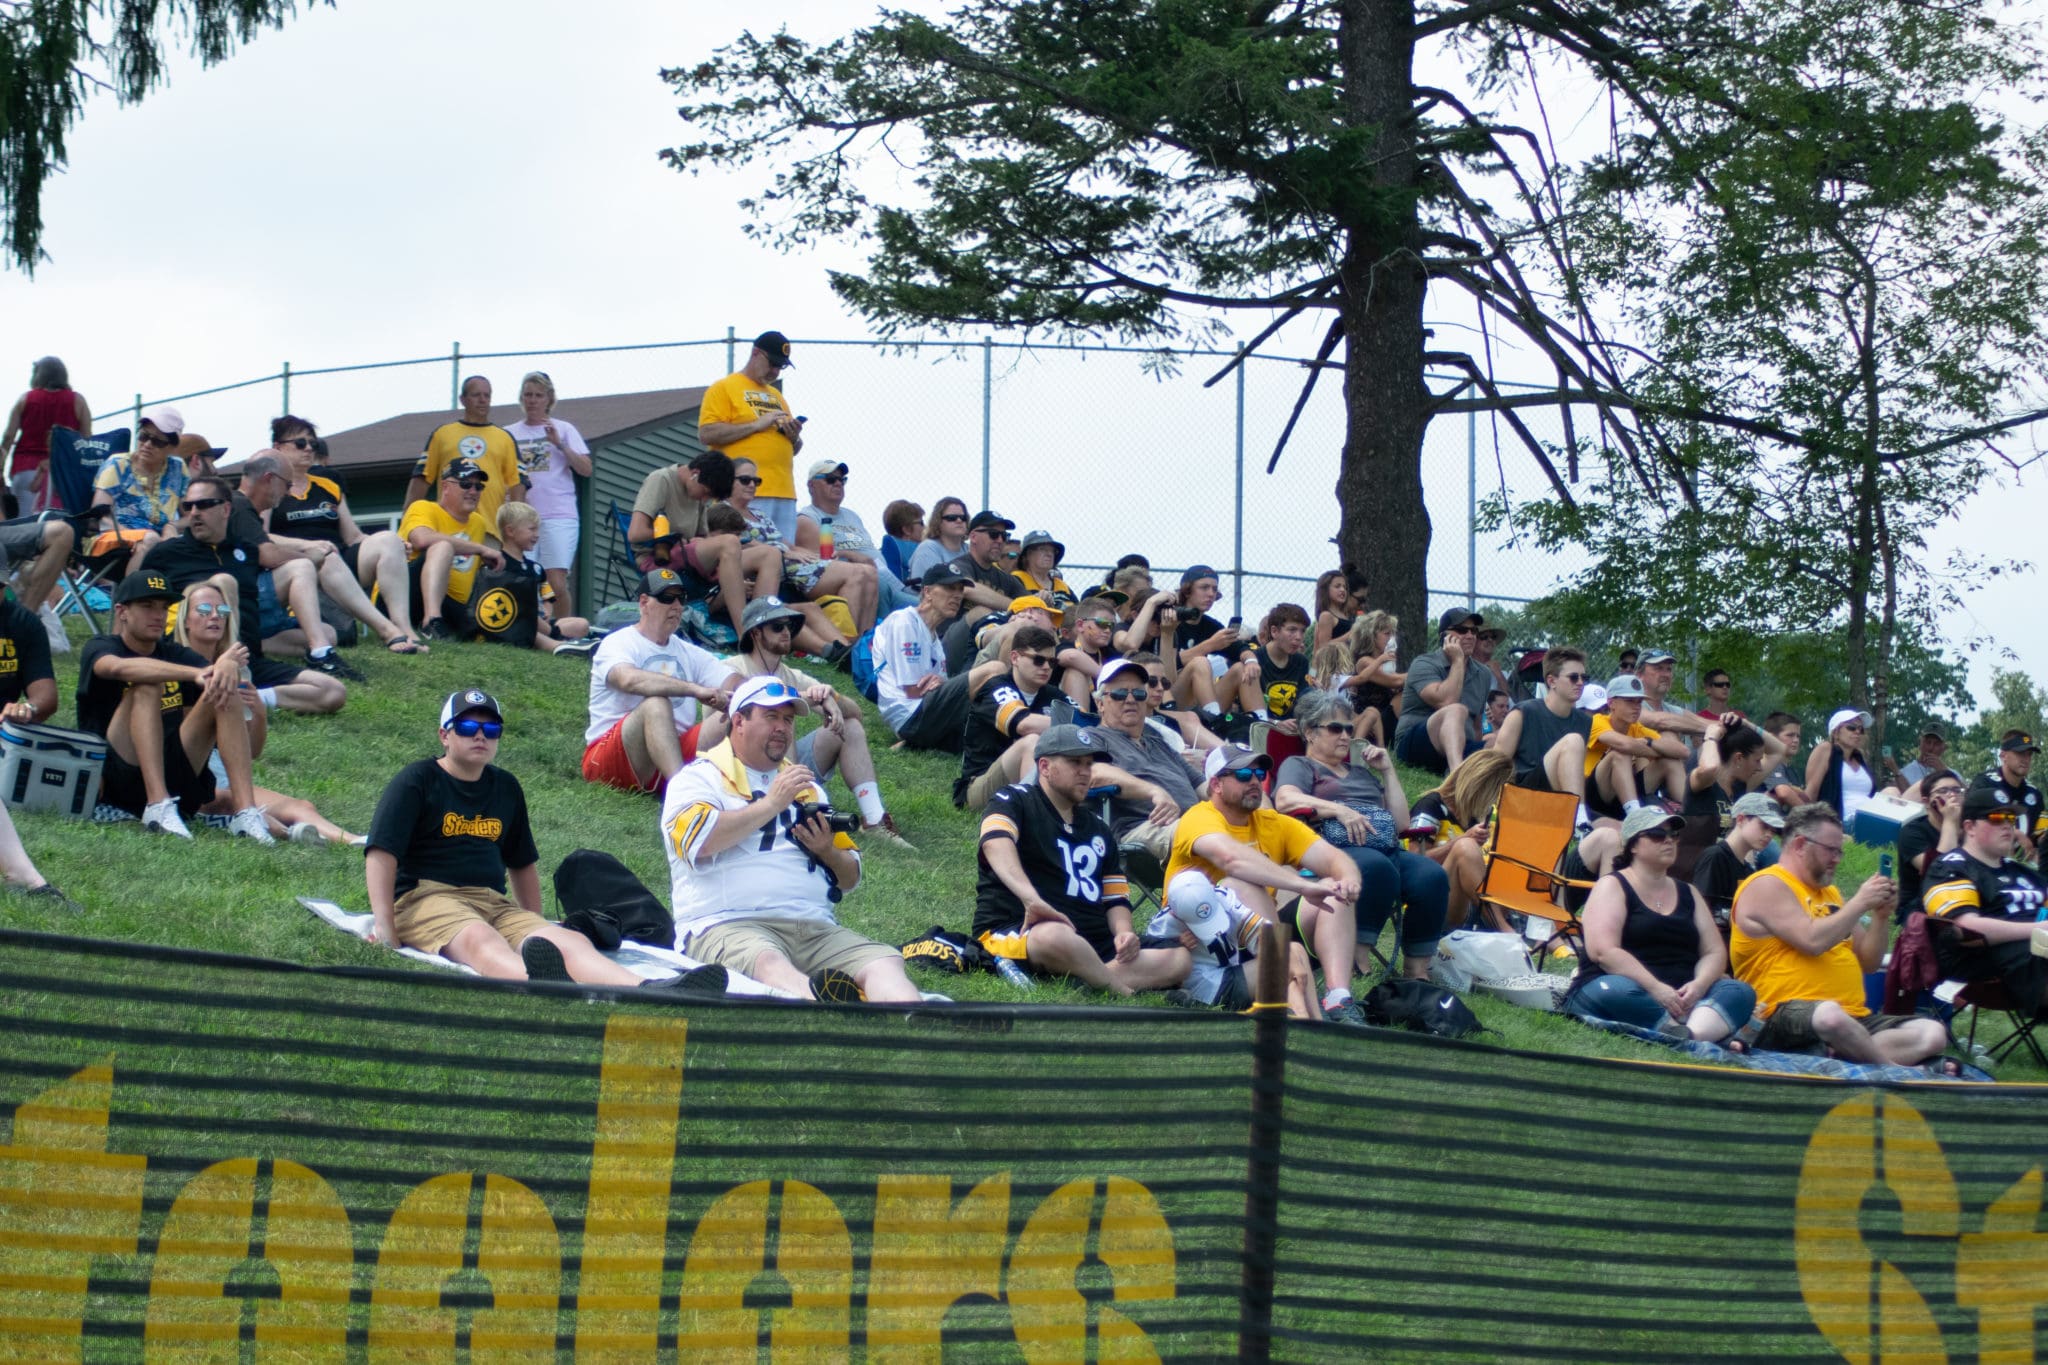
973, 782, 1129, 957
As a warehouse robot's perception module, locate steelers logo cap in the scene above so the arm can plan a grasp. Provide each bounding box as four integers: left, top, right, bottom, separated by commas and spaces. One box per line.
439, 688, 505, 729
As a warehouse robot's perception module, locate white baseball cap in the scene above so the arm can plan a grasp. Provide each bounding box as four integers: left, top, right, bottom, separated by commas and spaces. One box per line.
1167, 871, 1232, 947
1577, 682, 1609, 712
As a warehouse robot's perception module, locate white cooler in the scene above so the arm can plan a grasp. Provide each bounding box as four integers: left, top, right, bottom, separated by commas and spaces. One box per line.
1853, 792, 1924, 848
0, 720, 107, 818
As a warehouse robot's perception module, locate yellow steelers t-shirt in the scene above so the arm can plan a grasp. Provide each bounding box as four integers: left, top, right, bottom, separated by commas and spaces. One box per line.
398, 500, 494, 604
1166, 803, 1320, 887
1585, 713, 1659, 777
418, 421, 522, 537
698, 371, 796, 500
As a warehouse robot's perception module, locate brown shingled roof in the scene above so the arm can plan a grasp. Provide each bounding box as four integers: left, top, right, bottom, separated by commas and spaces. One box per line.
244, 386, 708, 476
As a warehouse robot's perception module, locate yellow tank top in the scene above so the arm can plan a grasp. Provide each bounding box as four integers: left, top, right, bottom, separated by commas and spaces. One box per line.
1729, 863, 1867, 1018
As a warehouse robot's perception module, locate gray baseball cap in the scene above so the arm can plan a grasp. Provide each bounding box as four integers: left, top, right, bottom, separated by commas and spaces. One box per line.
1730, 792, 1786, 829
1035, 723, 1112, 761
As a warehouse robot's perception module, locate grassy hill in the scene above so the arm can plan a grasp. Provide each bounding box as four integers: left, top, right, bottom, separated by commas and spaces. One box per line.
1, 622, 2036, 1080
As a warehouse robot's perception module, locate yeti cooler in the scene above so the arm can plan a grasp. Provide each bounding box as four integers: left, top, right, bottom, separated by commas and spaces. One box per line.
0, 719, 107, 817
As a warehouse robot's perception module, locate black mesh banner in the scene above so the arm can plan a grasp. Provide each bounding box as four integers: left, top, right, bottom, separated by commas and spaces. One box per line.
2, 928, 2046, 1362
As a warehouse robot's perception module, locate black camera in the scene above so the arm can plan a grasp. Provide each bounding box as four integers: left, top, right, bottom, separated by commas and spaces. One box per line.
793, 801, 859, 835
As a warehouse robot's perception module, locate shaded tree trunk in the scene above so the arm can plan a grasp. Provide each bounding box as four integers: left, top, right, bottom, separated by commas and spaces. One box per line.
1335, 0, 1433, 665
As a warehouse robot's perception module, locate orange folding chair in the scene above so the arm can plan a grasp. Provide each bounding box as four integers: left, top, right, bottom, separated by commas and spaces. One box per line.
1473, 785, 1597, 959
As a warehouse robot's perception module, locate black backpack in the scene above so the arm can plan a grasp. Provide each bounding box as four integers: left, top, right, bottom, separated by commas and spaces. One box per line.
1363, 978, 1484, 1039
552, 850, 676, 951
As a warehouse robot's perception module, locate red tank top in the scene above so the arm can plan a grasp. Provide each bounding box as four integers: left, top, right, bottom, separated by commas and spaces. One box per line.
13, 388, 79, 470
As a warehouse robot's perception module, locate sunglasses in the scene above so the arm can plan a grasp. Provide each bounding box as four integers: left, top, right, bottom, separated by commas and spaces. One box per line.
1635, 828, 1676, 844
187, 600, 230, 617
1983, 810, 2021, 826
758, 619, 794, 633
733, 474, 762, 486
1082, 616, 1116, 629
284, 437, 318, 451
650, 591, 686, 605
1840, 724, 1866, 734
1146, 676, 1170, 688
1315, 723, 1352, 736
1101, 687, 1148, 702
139, 432, 178, 448
179, 497, 228, 513
816, 475, 846, 486
1707, 679, 1731, 688
1558, 671, 1586, 683
454, 480, 486, 492
448, 717, 504, 739
1218, 766, 1265, 783
940, 513, 967, 523
1018, 653, 1056, 667
740, 681, 802, 708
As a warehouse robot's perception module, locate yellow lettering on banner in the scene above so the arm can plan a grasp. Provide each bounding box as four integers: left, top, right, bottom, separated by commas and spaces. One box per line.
473, 1174, 562, 1360
675, 1180, 853, 1361
1795, 1093, 1957, 1365
367, 1171, 560, 1362
867, 1173, 1009, 1360
572, 1014, 687, 1363
367, 1172, 469, 1358
1009, 1177, 1173, 1364
1956, 1168, 2048, 1365
0, 1061, 146, 1363
144, 1157, 351, 1361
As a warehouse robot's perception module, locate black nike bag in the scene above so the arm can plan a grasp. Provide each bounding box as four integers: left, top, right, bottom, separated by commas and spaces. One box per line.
553, 849, 675, 950
1363, 978, 1484, 1039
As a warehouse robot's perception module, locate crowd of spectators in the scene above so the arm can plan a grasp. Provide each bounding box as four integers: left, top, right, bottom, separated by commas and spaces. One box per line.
2, 338, 2041, 1061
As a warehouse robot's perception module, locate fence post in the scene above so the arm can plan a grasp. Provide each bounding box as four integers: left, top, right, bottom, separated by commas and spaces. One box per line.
132, 393, 142, 432
1233, 344, 1246, 612
981, 337, 994, 511
725, 325, 736, 374
1238, 918, 1290, 1363
450, 342, 462, 407
281, 361, 291, 416
1466, 407, 1478, 610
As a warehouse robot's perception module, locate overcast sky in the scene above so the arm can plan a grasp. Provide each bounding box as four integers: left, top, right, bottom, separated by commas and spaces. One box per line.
4, 0, 2039, 712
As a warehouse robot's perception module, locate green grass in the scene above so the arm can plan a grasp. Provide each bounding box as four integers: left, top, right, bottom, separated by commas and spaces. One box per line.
0, 617, 2039, 1080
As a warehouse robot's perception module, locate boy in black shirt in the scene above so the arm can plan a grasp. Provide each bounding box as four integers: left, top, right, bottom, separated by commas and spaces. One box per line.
1691, 792, 1784, 927
1249, 602, 1312, 729
973, 723, 1190, 993
955, 624, 1058, 810
366, 689, 717, 994
75, 571, 270, 842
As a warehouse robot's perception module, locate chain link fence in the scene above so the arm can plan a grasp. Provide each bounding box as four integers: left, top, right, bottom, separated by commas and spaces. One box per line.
93, 333, 1591, 626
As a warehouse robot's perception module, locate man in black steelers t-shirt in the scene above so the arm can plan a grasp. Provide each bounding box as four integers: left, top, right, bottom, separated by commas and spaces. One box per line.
74, 572, 270, 842
973, 723, 1191, 994
1921, 785, 2048, 1011
139, 475, 346, 716
365, 690, 680, 990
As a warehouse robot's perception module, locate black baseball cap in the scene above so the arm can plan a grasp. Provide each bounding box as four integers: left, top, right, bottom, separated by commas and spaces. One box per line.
439, 688, 504, 728
752, 331, 794, 367
920, 561, 974, 588
2001, 732, 2041, 754
968, 510, 1014, 534
441, 457, 488, 484
1963, 785, 2018, 821
1438, 607, 1482, 632
114, 572, 179, 606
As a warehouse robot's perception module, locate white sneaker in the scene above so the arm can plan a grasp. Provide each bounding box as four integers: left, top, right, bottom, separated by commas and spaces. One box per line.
142, 799, 193, 840
229, 808, 277, 845
286, 822, 325, 846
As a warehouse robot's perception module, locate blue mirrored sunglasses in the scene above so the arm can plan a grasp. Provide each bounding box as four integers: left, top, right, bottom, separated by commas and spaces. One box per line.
448, 717, 503, 738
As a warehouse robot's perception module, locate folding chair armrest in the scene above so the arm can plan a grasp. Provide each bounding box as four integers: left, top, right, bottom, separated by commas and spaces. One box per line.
1485, 849, 1595, 890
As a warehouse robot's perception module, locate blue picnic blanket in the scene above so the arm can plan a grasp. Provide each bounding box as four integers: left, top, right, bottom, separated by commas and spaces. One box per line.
1577, 1016, 1991, 1083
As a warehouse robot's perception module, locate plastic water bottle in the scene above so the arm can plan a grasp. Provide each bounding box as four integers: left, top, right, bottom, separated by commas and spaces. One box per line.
993, 957, 1034, 991
819, 515, 836, 559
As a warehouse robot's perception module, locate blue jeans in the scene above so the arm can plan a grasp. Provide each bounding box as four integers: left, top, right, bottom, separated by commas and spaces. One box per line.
1340, 845, 1449, 959
1566, 975, 1756, 1034
875, 560, 918, 616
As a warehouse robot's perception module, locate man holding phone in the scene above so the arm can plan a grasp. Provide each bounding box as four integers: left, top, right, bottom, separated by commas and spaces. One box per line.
1394, 608, 1493, 776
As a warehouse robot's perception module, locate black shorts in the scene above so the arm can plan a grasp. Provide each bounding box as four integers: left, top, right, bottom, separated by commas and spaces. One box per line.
101, 737, 214, 818
248, 655, 305, 690
1585, 782, 1626, 822
406, 559, 476, 637
338, 540, 362, 578
1512, 765, 1554, 793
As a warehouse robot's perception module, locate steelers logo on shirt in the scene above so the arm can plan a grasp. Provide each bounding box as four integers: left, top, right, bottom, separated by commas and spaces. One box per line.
475, 588, 518, 633
458, 436, 487, 460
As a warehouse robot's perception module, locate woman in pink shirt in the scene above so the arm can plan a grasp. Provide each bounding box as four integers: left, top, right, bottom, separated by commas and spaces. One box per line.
1, 356, 91, 513
503, 371, 592, 617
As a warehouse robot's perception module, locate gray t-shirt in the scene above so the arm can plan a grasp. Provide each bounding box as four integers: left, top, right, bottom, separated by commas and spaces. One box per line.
1095, 724, 1201, 836
799, 503, 878, 557
1396, 648, 1490, 741
908, 537, 958, 580
1274, 755, 1388, 813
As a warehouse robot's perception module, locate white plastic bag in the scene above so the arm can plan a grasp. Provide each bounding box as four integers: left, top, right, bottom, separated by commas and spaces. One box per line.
1437, 929, 1532, 985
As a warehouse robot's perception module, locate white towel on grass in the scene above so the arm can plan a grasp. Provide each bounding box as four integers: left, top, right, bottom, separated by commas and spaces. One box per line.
297, 896, 797, 997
